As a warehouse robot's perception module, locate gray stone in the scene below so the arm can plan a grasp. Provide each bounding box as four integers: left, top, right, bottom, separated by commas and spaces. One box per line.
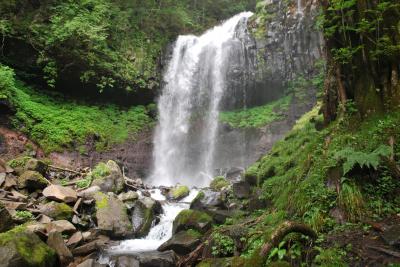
25, 158, 48, 175
132, 197, 161, 237
0, 202, 13, 233
91, 160, 124, 194
17, 170, 48, 190
232, 181, 250, 199
382, 225, 400, 246
43, 184, 78, 203
158, 230, 201, 255
94, 192, 132, 238
47, 231, 73, 265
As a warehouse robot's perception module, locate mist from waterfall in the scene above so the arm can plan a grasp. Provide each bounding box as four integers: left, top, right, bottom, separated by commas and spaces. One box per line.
149, 12, 253, 187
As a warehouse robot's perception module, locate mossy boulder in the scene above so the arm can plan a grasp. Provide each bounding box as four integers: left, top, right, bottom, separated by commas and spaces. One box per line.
18, 170, 48, 190
132, 197, 161, 237
158, 229, 202, 255
244, 163, 259, 186
0, 202, 13, 233
196, 258, 233, 267
169, 185, 190, 200
173, 209, 212, 234
210, 176, 230, 191
190, 190, 224, 210
91, 160, 124, 194
94, 192, 132, 238
39, 202, 73, 220
7, 156, 32, 175
25, 158, 48, 175
0, 226, 57, 267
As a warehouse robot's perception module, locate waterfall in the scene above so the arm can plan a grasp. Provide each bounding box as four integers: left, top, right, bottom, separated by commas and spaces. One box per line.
149, 12, 253, 187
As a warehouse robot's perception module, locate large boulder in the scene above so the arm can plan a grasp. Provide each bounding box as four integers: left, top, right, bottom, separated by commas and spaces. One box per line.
91, 161, 124, 194
17, 170, 48, 190
118, 191, 139, 209
158, 230, 202, 255
131, 197, 161, 237
94, 192, 132, 238
0, 226, 56, 267
190, 190, 224, 210
0, 202, 13, 233
39, 202, 74, 220
46, 220, 76, 234
43, 185, 78, 203
113, 251, 177, 267
173, 209, 212, 234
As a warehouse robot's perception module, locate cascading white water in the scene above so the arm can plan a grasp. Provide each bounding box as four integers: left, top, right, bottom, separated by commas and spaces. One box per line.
106, 189, 198, 255
149, 12, 253, 187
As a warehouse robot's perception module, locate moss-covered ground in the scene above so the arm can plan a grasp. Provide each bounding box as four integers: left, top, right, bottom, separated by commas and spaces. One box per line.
206, 104, 400, 266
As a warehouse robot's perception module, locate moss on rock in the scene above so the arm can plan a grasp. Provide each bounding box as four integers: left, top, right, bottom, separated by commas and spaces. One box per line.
173, 209, 212, 234
18, 170, 48, 190
170, 185, 190, 200
0, 225, 56, 267
210, 176, 230, 191
39, 202, 73, 220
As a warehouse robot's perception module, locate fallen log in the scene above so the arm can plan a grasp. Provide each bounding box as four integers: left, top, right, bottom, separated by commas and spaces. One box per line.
48, 165, 81, 175
259, 221, 317, 257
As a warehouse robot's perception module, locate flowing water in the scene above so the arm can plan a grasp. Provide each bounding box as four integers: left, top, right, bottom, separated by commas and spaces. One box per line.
149, 12, 254, 187
105, 189, 198, 255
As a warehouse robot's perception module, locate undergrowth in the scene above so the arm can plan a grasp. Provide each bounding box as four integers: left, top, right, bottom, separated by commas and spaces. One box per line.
219, 95, 291, 128
2, 64, 154, 153
216, 104, 400, 266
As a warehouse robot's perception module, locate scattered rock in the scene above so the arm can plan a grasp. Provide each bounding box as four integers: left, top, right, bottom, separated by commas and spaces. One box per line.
78, 186, 101, 199
0, 226, 56, 267
0, 202, 13, 233
1, 200, 27, 210
169, 185, 189, 200
0, 173, 5, 187
118, 191, 139, 202
38, 214, 53, 224
17, 170, 48, 190
114, 256, 140, 267
77, 258, 108, 267
43, 184, 78, 203
67, 231, 83, 248
46, 220, 76, 234
25, 158, 48, 175
72, 235, 110, 256
47, 230, 73, 265
381, 224, 400, 246
232, 181, 250, 199
190, 190, 224, 210
91, 161, 124, 194
158, 230, 202, 255
94, 192, 132, 238
329, 207, 346, 224
173, 209, 212, 234
113, 251, 177, 267
39, 201, 74, 220
132, 197, 160, 237
3, 176, 16, 189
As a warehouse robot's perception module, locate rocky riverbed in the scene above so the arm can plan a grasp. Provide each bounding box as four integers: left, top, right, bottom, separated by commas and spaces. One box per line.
0, 156, 258, 267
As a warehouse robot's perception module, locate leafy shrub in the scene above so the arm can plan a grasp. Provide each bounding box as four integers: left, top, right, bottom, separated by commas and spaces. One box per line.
211, 232, 235, 257
334, 145, 391, 174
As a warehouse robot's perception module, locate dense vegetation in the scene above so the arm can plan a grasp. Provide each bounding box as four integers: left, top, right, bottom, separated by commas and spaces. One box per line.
0, 0, 255, 102
1, 64, 153, 153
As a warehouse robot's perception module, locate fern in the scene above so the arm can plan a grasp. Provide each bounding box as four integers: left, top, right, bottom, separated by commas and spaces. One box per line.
334, 145, 391, 174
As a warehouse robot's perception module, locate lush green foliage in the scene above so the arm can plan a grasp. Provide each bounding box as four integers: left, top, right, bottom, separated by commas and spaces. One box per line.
0, 0, 254, 95
211, 232, 235, 257
220, 96, 291, 128
2, 65, 153, 153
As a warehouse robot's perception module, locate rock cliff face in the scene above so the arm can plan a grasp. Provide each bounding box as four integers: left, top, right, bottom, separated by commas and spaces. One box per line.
248, 0, 323, 105
213, 0, 324, 174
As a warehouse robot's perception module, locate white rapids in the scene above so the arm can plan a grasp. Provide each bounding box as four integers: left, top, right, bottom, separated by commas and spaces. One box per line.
106, 189, 199, 254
